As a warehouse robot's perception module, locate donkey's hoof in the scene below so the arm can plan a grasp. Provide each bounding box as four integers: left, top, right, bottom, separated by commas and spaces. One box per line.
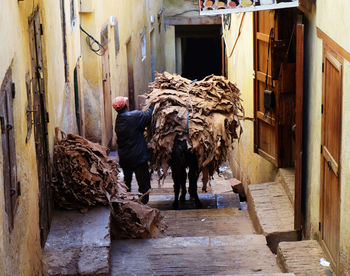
195, 200, 202, 209
173, 201, 179, 210
180, 194, 186, 202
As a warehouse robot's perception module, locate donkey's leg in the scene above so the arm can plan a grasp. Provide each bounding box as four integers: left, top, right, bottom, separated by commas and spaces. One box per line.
188, 153, 202, 208
171, 164, 186, 209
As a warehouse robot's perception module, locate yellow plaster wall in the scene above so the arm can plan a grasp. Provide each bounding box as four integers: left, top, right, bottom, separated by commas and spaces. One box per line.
165, 25, 176, 73
0, 0, 82, 274
80, 0, 164, 146
223, 13, 276, 189
303, 1, 350, 272
163, 0, 200, 74
164, 0, 198, 17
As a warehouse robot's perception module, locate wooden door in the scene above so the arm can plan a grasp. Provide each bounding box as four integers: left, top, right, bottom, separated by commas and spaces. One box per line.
101, 26, 113, 147
254, 10, 279, 165
320, 46, 342, 266
0, 68, 19, 231
254, 10, 297, 167
294, 18, 304, 230
29, 9, 52, 246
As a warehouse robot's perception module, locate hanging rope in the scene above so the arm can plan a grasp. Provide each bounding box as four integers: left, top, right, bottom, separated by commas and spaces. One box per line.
222, 12, 246, 58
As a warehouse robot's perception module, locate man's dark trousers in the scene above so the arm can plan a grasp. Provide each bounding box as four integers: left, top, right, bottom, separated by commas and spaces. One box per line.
122, 162, 151, 204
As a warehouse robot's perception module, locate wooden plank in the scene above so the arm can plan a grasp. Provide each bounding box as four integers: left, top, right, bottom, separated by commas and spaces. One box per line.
320, 45, 343, 270
294, 22, 304, 230
257, 149, 277, 166
323, 146, 339, 176
257, 111, 276, 127
164, 16, 221, 26
256, 71, 277, 87
253, 10, 280, 166
30, 9, 52, 246
0, 69, 14, 230
317, 27, 350, 63
25, 73, 33, 143
256, 32, 269, 43
6, 78, 18, 221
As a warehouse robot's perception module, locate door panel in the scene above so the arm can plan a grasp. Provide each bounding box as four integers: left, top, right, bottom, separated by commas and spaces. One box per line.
254, 10, 297, 167
294, 18, 304, 230
254, 10, 279, 166
321, 47, 342, 265
29, 9, 51, 246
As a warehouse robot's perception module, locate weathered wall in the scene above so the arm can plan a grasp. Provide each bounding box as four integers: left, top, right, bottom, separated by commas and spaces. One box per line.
163, 0, 199, 74
80, 0, 165, 147
303, 1, 350, 273
223, 13, 276, 189
0, 0, 82, 275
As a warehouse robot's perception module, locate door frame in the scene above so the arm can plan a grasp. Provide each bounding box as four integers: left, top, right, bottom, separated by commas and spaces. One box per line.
294, 17, 304, 231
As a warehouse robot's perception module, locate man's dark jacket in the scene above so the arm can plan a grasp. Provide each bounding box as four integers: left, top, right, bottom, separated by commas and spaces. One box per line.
115, 106, 153, 168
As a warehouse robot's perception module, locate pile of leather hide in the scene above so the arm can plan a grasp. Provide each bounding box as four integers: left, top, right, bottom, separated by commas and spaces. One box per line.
145, 72, 245, 185
52, 129, 166, 238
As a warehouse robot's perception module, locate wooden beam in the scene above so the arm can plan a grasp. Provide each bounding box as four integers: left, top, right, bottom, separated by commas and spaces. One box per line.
256, 32, 269, 43
295, 20, 304, 231
317, 27, 350, 63
165, 16, 221, 26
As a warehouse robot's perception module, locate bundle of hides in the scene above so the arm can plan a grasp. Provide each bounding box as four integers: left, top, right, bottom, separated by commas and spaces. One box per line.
111, 201, 167, 239
53, 128, 167, 238
145, 72, 245, 185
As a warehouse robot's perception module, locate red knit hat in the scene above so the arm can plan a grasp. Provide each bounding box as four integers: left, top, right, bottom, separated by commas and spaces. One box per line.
112, 97, 128, 111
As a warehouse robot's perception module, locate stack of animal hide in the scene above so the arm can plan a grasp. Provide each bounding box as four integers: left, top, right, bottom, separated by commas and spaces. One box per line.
145, 72, 245, 186
52, 128, 166, 238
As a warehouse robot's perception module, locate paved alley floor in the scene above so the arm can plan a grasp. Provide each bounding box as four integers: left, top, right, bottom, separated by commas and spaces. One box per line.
110, 172, 289, 275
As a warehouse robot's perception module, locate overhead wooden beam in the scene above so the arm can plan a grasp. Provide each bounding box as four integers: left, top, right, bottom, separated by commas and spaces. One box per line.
165, 16, 222, 26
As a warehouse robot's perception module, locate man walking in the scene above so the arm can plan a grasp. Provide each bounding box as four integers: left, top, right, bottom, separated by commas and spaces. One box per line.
113, 96, 153, 204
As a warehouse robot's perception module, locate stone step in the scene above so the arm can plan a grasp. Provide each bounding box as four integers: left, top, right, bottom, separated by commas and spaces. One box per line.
247, 182, 294, 235
276, 168, 295, 206
148, 192, 240, 210
277, 240, 333, 275
43, 207, 110, 276
111, 235, 285, 275
162, 208, 255, 237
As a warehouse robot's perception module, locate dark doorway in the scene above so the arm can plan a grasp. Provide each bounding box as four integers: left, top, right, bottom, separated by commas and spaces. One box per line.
182, 37, 222, 80
175, 25, 222, 81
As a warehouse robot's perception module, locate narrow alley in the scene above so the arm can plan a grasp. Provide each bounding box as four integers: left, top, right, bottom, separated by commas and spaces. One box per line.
2, 0, 350, 276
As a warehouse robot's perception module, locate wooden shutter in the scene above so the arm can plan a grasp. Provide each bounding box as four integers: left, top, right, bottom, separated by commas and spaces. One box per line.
254, 10, 279, 165
1, 68, 19, 231
254, 9, 297, 167
29, 9, 52, 246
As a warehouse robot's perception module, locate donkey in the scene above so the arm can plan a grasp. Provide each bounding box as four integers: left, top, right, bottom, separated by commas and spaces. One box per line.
170, 137, 202, 210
